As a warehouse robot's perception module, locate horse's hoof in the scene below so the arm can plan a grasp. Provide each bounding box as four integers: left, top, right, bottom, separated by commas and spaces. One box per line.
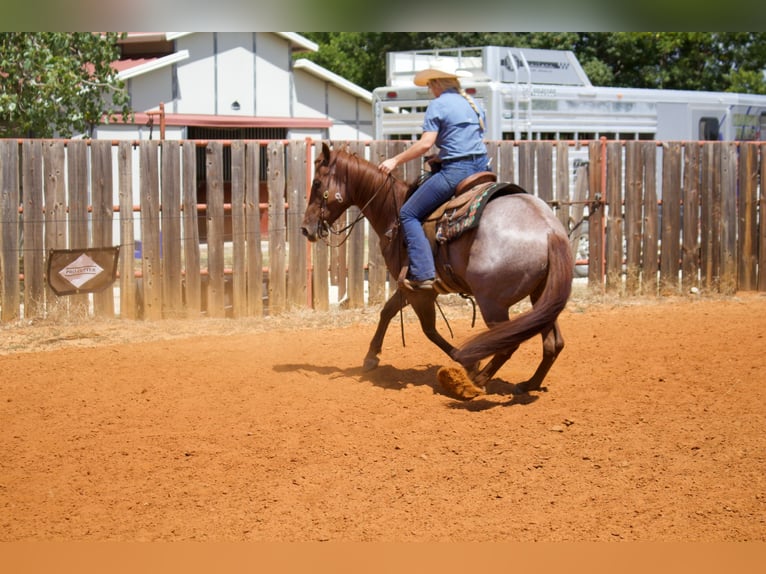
437, 366, 485, 400
362, 357, 380, 372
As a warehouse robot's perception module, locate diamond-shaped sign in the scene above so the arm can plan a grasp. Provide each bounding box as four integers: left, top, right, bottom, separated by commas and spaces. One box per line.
58, 253, 105, 289
47, 247, 119, 296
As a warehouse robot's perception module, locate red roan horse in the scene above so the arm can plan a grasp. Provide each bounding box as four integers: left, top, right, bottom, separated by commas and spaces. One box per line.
301, 143, 573, 399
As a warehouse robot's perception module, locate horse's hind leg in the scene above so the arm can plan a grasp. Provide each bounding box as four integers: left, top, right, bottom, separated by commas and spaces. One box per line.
363, 290, 409, 371
517, 320, 565, 393
471, 344, 520, 388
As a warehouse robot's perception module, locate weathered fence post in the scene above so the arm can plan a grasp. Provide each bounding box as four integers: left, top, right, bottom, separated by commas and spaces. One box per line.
640, 142, 659, 295
43, 141, 67, 314
244, 141, 263, 317
161, 140, 183, 317
0, 140, 20, 323
182, 142, 202, 318
117, 141, 137, 319
660, 142, 682, 295
605, 141, 624, 292
139, 140, 162, 320
681, 142, 701, 294
267, 140, 287, 315
21, 140, 45, 318
286, 139, 308, 310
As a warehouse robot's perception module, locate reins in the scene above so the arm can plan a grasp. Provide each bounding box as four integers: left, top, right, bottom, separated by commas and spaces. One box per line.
318, 166, 393, 248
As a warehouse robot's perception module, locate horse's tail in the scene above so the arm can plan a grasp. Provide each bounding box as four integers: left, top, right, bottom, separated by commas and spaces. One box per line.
453, 231, 573, 366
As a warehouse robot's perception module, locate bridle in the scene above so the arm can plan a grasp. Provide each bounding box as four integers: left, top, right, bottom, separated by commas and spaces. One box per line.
313, 164, 394, 248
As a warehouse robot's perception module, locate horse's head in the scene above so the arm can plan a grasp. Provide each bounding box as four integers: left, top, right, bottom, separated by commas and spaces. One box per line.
301, 142, 351, 242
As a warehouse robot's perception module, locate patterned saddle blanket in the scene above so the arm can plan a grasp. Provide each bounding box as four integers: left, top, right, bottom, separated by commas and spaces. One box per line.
423, 181, 527, 245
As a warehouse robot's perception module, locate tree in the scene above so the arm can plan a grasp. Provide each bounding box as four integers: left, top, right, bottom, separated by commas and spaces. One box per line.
0, 32, 132, 138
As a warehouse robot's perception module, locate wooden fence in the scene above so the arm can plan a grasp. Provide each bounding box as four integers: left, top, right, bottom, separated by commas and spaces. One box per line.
0, 138, 764, 323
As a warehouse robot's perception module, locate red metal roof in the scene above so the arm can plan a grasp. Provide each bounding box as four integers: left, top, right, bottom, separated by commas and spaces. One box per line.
111, 57, 159, 73
120, 112, 332, 129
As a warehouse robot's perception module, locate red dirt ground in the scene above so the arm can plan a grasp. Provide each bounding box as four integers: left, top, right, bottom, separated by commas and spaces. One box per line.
1, 291, 765, 542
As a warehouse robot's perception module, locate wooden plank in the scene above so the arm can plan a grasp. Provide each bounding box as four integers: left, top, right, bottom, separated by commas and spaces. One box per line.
555, 142, 569, 231
66, 140, 89, 315
587, 140, 604, 288
759, 144, 766, 292
229, 140, 247, 317
346, 140, 366, 308
286, 139, 308, 310
641, 142, 659, 295
43, 141, 68, 314
161, 140, 183, 317
139, 141, 163, 320
309, 140, 329, 311
205, 141, 226, 317
536, 142, 553, 205
699, 143, 716, 291
182, 142, 202, 317
605, 141, 623, 291
569, 164, 588, 264
366, 141, 388, 305
737, 142, 758, 291
245, 141, 263, 316
659, 142, 682, 294
681, 143, 701, 292
117, 141, 137, 320
21, 140, 45, 318
267, 140, 287, 315
624, 141, 642, 294
719, 142, 738, 294
0, 140, 21, 322
90, 140, 115, 317
518, 142, 535, 193
497, 139, 515, 183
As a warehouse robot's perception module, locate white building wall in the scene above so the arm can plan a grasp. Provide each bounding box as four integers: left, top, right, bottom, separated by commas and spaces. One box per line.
293, 71, 373, 140
128, 68, 174, 114
174, 34, 216, 114
293, 71, 327, 119
255, 33, 291, 116
216, 32, 255, 116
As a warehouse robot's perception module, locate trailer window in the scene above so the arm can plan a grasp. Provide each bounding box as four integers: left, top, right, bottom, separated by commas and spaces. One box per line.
760, 113, 766, 141
699, 117, 720, 140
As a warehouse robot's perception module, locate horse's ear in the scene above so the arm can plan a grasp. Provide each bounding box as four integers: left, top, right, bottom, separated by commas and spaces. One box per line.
321, 142, 331, 163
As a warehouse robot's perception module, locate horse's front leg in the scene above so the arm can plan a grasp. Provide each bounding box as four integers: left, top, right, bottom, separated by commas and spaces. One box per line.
363, 290, 409, 371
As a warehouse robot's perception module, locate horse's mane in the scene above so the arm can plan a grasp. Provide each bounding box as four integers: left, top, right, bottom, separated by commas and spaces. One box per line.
332, 150, 390, 193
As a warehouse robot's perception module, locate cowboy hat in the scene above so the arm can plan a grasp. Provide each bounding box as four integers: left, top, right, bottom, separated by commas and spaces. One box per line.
413, 58, 472, 86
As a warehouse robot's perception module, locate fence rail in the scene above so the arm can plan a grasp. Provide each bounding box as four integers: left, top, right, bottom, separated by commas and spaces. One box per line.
1, 138, 764, 323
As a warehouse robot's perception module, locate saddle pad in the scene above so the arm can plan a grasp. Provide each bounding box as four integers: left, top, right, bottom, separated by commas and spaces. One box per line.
431, 182, 525, 244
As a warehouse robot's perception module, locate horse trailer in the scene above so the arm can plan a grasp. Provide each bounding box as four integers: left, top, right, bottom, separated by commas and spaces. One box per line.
372, 46, 766, 143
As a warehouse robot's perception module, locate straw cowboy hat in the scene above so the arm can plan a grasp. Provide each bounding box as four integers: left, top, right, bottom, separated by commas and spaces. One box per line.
413, 58, 472, 86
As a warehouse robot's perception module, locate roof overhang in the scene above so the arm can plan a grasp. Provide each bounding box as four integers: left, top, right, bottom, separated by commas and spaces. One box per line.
117, 50, 190, 80
293, 58, 372, 102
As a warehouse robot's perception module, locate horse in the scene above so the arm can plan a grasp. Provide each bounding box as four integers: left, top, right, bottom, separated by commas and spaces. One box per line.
301, 143, 573, 399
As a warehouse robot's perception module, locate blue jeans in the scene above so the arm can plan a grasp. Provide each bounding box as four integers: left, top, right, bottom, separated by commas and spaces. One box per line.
400, 155, 489, 281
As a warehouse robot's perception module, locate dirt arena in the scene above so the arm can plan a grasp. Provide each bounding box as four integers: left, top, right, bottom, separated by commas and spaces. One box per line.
1, 288, 765, 542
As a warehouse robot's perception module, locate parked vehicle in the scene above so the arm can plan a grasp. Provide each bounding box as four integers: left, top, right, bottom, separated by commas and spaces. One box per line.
373, 45, 766, 143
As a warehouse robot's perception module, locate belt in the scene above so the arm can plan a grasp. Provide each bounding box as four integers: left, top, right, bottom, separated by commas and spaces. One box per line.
441, 153, 486, 164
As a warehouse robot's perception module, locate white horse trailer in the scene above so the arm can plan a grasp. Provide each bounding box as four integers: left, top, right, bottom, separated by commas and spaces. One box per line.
372, 46, 766, 143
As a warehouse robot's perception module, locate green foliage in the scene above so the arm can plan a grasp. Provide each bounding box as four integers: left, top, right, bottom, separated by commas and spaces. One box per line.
0, 32, 132, 138
301, 32, 766, 96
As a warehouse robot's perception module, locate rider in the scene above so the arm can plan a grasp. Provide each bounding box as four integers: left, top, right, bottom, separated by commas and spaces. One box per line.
378, 58, 489, 290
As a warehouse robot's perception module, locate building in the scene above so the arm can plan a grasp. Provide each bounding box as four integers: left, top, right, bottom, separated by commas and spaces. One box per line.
98, 32, 373, 142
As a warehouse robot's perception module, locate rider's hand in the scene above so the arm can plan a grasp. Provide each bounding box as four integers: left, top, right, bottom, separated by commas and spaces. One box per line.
378, 158, 397, 175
